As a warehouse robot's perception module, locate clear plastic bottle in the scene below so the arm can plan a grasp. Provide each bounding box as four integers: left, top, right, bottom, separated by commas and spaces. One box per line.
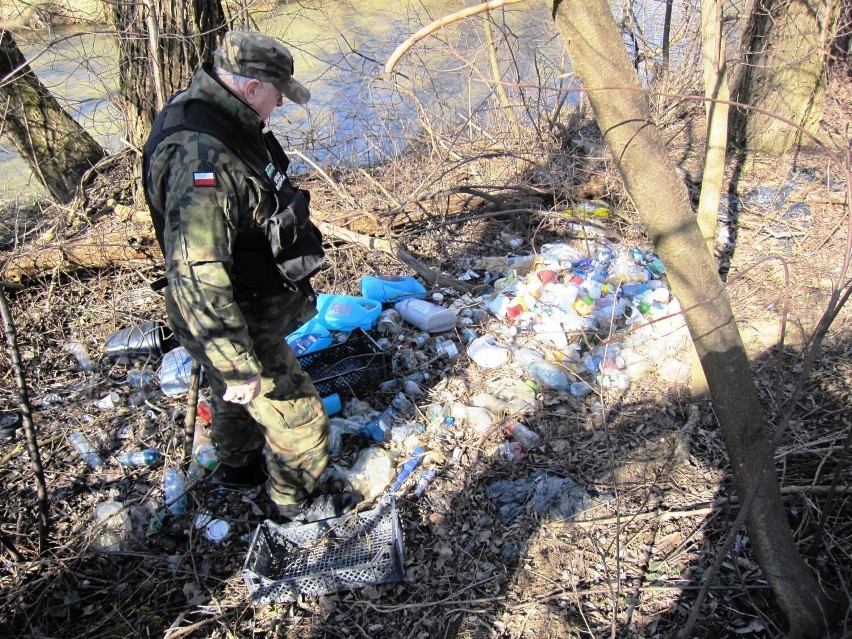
527, 361, 570, 391
570, 381, 595, 397
67, 432, 104, 468
116, 449, 160, 467
163, 467, 188, 514
413, 468, 439, 496
126, 368, 154, 388
65, 342, 93, 373
194, 443, 218, 471
503, 421, 542, 449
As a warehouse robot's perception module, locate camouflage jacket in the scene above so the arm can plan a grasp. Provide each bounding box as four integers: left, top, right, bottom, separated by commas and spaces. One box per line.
145, 67, 290, 383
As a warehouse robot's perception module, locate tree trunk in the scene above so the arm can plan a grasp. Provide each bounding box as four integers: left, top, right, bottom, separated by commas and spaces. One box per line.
730, 0, 842, 154
109, 0, 226, 149
548, 1, 843, 635
0, 30, 104, 204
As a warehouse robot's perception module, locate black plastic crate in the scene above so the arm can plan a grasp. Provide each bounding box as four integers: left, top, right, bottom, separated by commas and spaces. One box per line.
242, 496, 404, 604
297, 328, 388, 398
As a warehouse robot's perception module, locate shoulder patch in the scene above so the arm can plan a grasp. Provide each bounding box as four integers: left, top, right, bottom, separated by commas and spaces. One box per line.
193, 171, 217, 187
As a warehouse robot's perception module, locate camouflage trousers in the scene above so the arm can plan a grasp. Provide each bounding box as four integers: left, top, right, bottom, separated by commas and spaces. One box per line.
165, 287, 330, 506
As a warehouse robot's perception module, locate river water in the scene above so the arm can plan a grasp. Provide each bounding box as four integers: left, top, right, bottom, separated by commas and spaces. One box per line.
0, 0, 693, 201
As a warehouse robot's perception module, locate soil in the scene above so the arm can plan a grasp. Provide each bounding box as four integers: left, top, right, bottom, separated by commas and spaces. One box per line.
0, 69, 850, 639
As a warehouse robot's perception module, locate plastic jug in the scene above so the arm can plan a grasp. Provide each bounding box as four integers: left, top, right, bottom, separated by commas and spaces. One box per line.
286, 317, 333, 356
315, 294, 382, 331
394, 298, 458, 333
158, 346, 201, 396
361, 275, 427, 303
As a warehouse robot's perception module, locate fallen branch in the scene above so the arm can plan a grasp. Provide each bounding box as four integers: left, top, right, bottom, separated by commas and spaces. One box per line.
315, 220, 477, 293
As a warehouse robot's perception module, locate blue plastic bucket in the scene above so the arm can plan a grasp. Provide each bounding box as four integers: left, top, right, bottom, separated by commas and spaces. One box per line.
315, 294, 382, 331
361, 275, 427, 303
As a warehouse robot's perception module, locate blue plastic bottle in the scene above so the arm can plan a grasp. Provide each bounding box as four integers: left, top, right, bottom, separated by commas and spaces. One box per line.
314, 294, 383, 331
117, 449, 160, 467
360, 275, 427, 303
361, 407, 396, 442
390, 447, 426, 492
286, 317, 333, 356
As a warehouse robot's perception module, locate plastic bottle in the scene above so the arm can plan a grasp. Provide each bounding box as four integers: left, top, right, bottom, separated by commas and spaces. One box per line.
93, 501, 132, 552
526, 361, 570, 390
391, 393, 415, 414
361, 407, 396, 442
163, 467, 188, 514
65, 341, 93, 373
360, 275, 427, 303
490, 441, 525, 462
126, 368, 154, 388
116, 449, 160, 467
67, 432, 104, 468
390, 447, 426, 492
394, 298, 458, 333
377, 309, 403, 335
467, 335, 511, 368
413, 468, 439, 496
450, 403, 494, 432
158, 347, 197, 397
194, 442, 218, 471
504, 421, 542, 449
435, 339, 459, 359
570, 381, 595, 397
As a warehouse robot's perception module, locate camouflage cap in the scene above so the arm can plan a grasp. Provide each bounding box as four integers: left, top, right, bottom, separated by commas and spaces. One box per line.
214, 30, 311, 105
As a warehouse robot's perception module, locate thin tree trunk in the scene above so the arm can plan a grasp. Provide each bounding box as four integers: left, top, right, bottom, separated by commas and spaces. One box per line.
0, 30, 104, 204
548, 1, 843, 635
730, 0, 841, 153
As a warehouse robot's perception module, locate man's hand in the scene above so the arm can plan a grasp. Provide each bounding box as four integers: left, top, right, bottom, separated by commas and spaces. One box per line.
223, 375, 262, 404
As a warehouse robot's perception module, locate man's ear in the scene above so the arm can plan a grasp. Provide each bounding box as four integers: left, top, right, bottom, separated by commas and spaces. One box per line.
243, 78, 263, 101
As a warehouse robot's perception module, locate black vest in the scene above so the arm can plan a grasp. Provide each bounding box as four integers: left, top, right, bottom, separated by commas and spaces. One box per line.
142, 94, 316, 295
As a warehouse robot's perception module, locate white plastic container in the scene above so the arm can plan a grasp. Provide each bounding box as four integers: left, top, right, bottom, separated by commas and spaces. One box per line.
394, 298, 458, 333
158, 347, 201, 397
467, 335, 511, 368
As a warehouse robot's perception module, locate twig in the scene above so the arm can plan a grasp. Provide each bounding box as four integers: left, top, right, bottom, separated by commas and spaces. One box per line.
384, 0, 530, 74
162, 612, 227, 639
0, 287, 50, 552
183, 360, 201, 466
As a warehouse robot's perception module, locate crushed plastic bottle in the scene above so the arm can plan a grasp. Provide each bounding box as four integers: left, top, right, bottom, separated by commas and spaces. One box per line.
450, 403, 494, 432
67, 432, 104, 468
93, 501, 132, 552
467, 335, 511, 368
490, 441, 525, 462
333, 447, 395, 502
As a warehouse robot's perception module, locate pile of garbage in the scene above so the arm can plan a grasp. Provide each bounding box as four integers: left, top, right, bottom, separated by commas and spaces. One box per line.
50, 235, 691, 550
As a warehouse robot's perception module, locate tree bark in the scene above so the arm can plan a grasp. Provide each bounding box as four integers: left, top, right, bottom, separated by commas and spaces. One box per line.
109, 0, 226, 149
548, 1, 843, 635
0, 30, 105, 204
730, 0, 842, 154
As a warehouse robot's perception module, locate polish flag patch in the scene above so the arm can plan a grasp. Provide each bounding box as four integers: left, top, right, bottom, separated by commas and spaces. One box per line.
193, 172, 216, 187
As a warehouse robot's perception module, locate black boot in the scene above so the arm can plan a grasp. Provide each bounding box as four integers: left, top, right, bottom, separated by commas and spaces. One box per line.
209, 457, 268, 487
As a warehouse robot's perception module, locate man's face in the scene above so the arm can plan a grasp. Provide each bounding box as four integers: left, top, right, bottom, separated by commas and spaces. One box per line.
246, 80, 284, 121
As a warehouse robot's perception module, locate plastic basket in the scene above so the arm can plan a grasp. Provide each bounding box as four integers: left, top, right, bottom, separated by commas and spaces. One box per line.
297, 328, 388, 398
242, 496, 404, 604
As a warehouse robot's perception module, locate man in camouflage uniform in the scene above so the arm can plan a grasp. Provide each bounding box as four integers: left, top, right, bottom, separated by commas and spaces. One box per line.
144, 31, 352, 519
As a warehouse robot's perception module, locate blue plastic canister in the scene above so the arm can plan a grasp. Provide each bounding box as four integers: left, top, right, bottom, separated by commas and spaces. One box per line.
314, 294, 382, 331
360, 275, 427, 303
286, 318, 333, 356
